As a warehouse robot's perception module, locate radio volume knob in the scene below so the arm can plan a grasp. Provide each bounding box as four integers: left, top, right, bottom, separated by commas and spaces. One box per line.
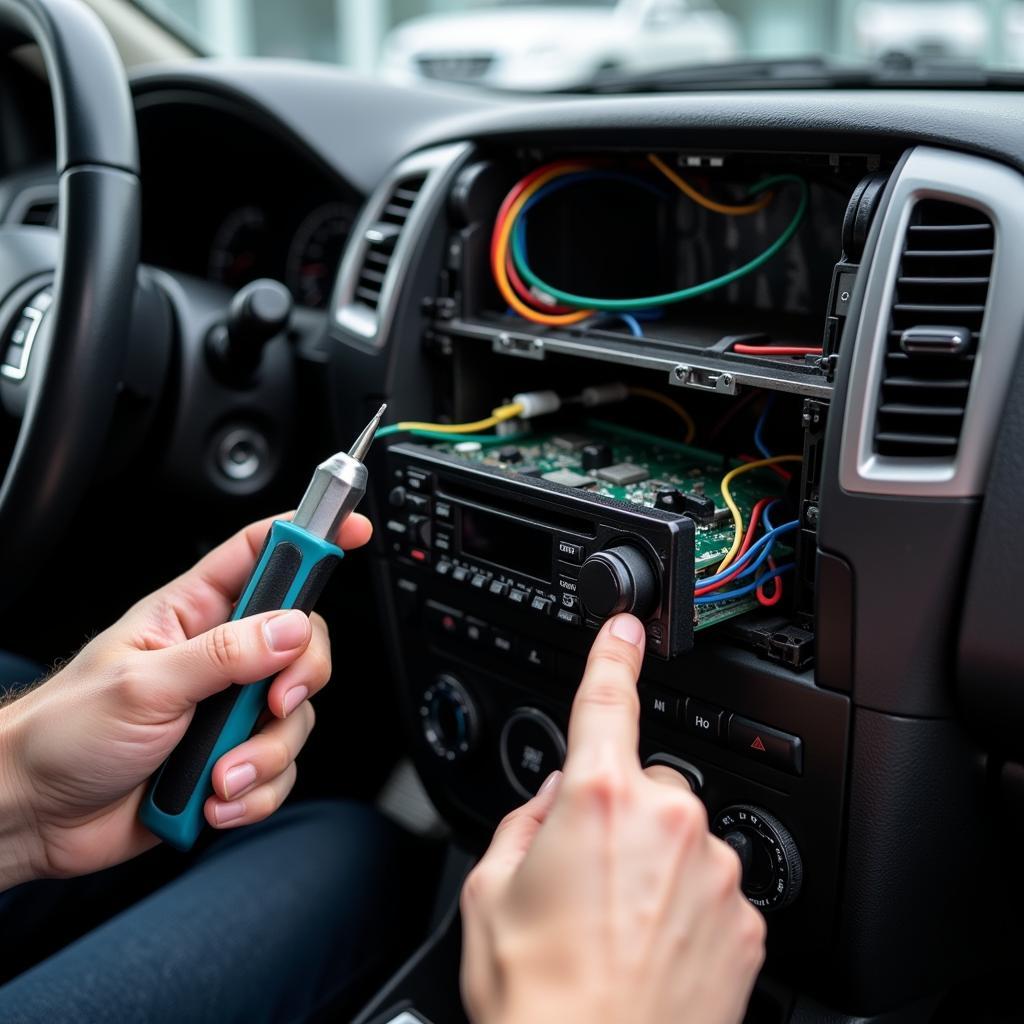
578, 544, 658, 621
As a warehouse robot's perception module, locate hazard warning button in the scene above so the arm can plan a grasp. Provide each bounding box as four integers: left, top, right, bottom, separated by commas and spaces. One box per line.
728, 716, 803, 776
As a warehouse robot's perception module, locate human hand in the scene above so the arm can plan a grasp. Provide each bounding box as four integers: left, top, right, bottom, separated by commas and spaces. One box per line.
460, 614, 766, 1024
0, 512, 371, 889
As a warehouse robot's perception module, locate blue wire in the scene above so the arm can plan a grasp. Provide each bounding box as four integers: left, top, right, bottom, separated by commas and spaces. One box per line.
516, 171, 669, 271
754, 394, 776, 460
694, 562, 795, 605
590, 313, 643, 337
698, 507, 795, 588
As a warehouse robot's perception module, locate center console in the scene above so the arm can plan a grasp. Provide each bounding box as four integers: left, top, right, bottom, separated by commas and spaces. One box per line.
330, 129, 1021, 1019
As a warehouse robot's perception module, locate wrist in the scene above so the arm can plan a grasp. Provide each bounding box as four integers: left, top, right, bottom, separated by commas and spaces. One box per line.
0, 697, 44, 890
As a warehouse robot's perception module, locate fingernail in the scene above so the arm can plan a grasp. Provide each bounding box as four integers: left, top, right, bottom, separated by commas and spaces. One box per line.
539, 770, 562, 795
213, 800, 246, 825
610, 614, 645, 646
282, 685, 309, 717
263, 610, 308, 652
223, 762, 257, 799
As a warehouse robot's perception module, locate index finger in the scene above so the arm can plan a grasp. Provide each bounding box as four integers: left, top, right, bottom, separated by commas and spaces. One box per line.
564, 613, 646, 773
170, 511, 373, 636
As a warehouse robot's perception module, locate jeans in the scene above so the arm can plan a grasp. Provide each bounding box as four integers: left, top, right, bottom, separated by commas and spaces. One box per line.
0, 800, 426, 1023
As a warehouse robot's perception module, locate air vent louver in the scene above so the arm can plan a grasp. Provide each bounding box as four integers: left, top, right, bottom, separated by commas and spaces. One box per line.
353, 174, 427, 310
21, 198, 57, 226
873, 199, 993, 459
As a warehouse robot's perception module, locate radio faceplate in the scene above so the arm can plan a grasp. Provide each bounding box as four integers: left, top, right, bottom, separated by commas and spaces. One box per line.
384, 442, 695, 658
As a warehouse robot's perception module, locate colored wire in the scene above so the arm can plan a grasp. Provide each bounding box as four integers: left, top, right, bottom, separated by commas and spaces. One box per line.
717, 455, 803, 573
733, 344, 823, 356
374, 427, 529, 446
757, 561, 783, 606
695, 497, 775, 595
754, 395, 776, 459
647, 153, 774, 216
740, 452, 792, 482
510, 173, 808, 312
490, 161, 595, 326
375, 402, 524, 438
588, 313, 644, 337
628, 386, 697, 444
694, 563, 795, 606
696, 513, 798, 593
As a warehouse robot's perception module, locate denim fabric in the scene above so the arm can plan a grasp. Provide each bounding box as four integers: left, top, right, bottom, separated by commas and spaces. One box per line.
0, 801, 419, 1023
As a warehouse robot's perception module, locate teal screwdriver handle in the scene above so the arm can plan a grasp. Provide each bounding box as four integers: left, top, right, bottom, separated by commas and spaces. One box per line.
140, 520, 343, 851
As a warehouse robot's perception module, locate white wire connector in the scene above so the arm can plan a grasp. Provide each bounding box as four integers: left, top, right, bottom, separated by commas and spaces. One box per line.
512, 390, 562, 419
579, 382, 629, 407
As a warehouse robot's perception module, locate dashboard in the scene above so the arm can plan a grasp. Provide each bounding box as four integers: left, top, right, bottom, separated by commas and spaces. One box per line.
134, 92, 361, 309
7, 52, 1024, 1022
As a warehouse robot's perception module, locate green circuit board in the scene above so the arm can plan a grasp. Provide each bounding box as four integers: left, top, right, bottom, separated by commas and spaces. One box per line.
429, 419, 792, 631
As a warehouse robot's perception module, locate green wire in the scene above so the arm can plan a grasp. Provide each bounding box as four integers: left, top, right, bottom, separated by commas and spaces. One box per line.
375, 426, 529, 446
510, 174, 809, 312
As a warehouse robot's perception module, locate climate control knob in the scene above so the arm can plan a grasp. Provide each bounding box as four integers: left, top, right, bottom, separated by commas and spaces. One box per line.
419, 674, 479, 762
578, 544, 659, 621
712, 804, 803, 912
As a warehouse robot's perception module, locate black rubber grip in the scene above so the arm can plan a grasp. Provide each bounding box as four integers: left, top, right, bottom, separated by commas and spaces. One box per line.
150, 542, 303, 815
293, 555, 339, 613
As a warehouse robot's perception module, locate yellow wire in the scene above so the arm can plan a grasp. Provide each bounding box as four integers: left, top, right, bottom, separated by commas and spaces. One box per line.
492, 165, 594, 327
394, 402, 524, 435
717, 455, 803, 573
628, 386, 697, 444
647, 154, 773, 217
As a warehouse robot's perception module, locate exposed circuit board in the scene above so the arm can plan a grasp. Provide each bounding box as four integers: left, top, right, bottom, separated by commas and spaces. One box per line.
429, 419, 791, 631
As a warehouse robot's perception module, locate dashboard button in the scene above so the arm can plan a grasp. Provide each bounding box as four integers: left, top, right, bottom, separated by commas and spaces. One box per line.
463, 617, 489, 644
557, 539, 584, 564
728, 717, 803, 775
435, 560, 453, 577
491, 628, 514, 655
556, 608, 581, 626
424, 600, 461, 637
639, 685, 679, 725
501, 708, 567, 799
435, 500, 453, 522
508, 587, 531, 606
433, 528, 453, 553
519, 641, 552, 671
452, 566, 471, 583
530, 595, 554, 615
644, 753, 703, 795
471, 573, 490, 589
683, 698, 725, 743
559, 592, 579, 612
488, 579, 510, 598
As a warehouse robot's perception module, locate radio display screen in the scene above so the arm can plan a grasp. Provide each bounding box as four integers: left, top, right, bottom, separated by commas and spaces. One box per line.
460, 505, 551, 582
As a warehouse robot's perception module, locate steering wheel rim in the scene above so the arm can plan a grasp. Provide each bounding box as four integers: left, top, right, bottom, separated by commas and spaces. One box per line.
0, 0, 139, 583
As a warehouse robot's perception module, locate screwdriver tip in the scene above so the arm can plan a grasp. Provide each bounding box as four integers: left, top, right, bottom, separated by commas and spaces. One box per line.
347, 403, 388, 462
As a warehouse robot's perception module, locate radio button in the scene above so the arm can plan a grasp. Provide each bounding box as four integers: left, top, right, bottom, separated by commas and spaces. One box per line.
639, 685, 680, 725
530, 595, 554, 615
424, 600, 461, 637
405, 469, 432, 493
501, 708, 566, 799
683, 699, 725, 744
464, 618, 489, 644
471, 573, 490, 589
491, 628, 515, 655
452, 566, 471, 583
488, 579, 510, 598
556, 608, 581, 627
557, 539, 584, 564
519, 641, 553, 671
435, 560, 453, 577
508, 587, 531, 606
434, 529, 453, 553
408, 514, 431, 547
559, 592, 579, 611
386, 519, 408, 536
579, 544, 659, 621
435, 500, 453, 522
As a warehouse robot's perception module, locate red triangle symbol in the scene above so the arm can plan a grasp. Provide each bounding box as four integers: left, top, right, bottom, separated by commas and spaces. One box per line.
750, 736, 767, 752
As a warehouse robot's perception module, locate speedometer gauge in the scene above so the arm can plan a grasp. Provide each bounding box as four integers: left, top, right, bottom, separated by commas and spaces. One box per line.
286, 202, 356, 308
208, 206, 270, 290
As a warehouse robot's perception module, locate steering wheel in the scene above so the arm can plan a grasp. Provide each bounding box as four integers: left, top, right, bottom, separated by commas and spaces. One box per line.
0, 0, 139, 582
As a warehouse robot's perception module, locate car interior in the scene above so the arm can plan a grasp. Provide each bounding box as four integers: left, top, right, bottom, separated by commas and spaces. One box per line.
3, 0, 1024, 1021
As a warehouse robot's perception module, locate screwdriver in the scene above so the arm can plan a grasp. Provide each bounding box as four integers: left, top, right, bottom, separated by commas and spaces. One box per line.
140, 404, 387, 850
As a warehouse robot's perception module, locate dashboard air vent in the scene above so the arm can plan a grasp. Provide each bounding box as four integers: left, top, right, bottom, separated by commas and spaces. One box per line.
873, 199, 993, 459
353, 174, 427, 311
20, 198, 57, 226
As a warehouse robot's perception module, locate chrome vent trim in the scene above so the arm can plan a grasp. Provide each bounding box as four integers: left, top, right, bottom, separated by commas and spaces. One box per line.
840, 147, 1024, 497
333, 142, 471, 352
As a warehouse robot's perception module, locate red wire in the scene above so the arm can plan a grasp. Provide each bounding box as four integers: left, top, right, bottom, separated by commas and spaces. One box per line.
733, 344, 823, 356
738, 453, 792, 482
756, 555, 783, 606
504, 251, 575, 313
695, 496, 776, 596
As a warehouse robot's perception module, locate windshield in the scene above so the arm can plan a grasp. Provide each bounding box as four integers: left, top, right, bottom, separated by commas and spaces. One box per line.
138, 0, 1024, 91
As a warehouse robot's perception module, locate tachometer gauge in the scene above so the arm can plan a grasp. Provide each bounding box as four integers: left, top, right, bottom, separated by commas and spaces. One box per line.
208, 206, 269, 289
286, 202, 357, 308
